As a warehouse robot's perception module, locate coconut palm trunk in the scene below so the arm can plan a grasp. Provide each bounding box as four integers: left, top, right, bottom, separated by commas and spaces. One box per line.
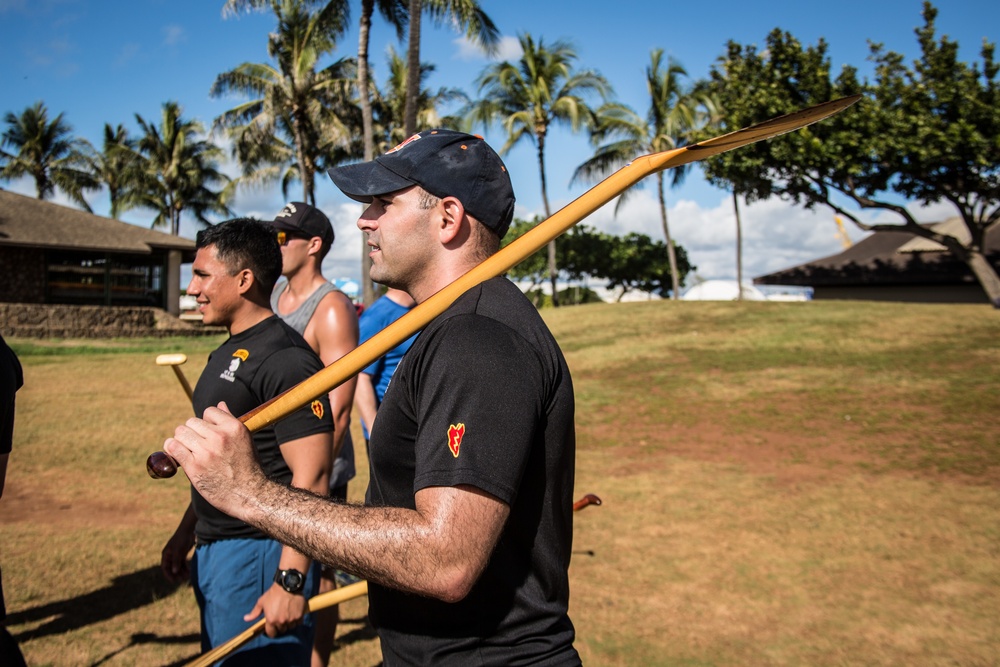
358, 0, 378, 304
534, 128, 560, 306
403, 0, 422, 137
656, 171, 680, 299
732, 192, 744, 300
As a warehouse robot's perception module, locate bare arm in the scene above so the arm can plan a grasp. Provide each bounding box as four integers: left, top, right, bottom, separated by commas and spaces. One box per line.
164, 404, 509, 603
162, 503, 197, 584
245, 431, 331, 636
308, 291, 359, 459
353, 372, 378, 435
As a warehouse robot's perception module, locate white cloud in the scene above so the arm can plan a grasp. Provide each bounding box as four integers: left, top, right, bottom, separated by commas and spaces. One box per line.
321, 201, 365, 283
114, 42, 140, 68
162, 24, 184, 46
0, 0, 28, 12
452, 34, 522, 62
521, 187, 966, 286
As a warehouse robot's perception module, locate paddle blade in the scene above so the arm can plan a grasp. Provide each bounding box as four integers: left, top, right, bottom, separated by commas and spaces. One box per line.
641, 94, 862, 173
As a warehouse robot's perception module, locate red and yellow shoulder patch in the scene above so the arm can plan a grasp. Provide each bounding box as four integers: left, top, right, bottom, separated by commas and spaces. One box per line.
447, 423, 466, 458
310, 400, 325, 419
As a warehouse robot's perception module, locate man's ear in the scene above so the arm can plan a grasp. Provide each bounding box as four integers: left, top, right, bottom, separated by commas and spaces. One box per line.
307, 236, 324, 257
236, 268, 255, 295
438, 196, 467, 245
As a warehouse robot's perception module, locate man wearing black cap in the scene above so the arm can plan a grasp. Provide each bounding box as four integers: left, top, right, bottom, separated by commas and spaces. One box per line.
164, 130, 580, 666
267, 202, 359, 667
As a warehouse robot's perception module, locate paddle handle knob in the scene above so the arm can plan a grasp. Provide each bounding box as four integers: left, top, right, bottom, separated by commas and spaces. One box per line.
147, 451, 178, 479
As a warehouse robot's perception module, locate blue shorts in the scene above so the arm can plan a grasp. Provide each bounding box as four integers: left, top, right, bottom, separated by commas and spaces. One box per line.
191, 538, 320, 666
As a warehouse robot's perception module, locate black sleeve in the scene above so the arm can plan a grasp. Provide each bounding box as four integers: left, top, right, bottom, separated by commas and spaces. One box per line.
253, 346, 333, 444
410, 315, 545, 505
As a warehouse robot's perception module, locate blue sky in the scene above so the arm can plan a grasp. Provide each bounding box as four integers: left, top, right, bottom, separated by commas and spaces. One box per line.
1, 0, 995, 290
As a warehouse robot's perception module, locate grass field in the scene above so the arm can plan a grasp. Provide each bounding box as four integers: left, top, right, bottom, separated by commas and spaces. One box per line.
2, 299, 999, 666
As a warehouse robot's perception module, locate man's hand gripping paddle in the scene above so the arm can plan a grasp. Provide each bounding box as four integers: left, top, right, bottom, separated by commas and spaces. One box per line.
146, 95, 860, 479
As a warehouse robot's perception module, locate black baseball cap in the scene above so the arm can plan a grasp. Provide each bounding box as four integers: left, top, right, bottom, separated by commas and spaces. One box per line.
270, 202, 334, 248
327, 129, 516, 238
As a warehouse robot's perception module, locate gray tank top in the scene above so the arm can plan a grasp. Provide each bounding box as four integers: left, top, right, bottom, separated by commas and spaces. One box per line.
270, 280, 356, 489
271, 280, 337, 336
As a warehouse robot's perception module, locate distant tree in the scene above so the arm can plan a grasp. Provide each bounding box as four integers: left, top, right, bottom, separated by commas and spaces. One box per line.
402, 0, 498, 137
0, 101, 97, 210
84, 124, 143, 219
469, 33, 611, 305
502, 219, 693, 303
215, 0, 357, 205
573, 49, 716, 299
559, 225, 694, 301
126, 101, 232, 235
702, 2, 1000, 306
501, 216, 549, 290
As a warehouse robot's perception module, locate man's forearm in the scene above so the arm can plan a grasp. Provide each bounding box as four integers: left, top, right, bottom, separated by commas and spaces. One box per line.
330, 393, 351, 460
354, 373, 378, 434
238, 480, 505, 603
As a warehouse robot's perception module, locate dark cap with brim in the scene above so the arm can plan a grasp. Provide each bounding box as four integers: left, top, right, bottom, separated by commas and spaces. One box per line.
327, 129, 515, 238
270, 202, 334, 247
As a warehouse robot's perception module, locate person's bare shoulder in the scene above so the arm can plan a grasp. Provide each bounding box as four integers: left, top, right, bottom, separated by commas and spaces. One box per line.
310, 290, 359, 360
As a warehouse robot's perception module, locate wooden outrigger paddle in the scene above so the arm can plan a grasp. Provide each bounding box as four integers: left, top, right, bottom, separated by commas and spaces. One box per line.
185, 491, 604, 665
147, 94, 860, 479
184, 580, 368, 667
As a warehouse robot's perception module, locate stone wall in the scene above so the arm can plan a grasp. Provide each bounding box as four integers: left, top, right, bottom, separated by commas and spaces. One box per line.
0, 303, 221, 338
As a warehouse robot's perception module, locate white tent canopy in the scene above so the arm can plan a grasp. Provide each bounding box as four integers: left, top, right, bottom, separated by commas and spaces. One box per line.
680, 280, 768, 301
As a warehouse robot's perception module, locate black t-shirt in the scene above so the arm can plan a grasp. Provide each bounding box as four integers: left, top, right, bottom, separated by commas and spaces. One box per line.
0, 334, 24, 456
191, 315, 333, 543
366, 277, 579, 666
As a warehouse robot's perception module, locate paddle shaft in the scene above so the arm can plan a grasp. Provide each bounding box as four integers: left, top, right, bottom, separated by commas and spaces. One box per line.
185, 580, 368, 667
148, 95, 860, 477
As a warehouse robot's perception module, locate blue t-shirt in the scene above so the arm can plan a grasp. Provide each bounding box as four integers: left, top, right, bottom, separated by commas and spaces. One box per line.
358, 295, 417, 436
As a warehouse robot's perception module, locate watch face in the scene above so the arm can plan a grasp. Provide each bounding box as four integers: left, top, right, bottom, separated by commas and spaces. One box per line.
276, 568, 305, 593
285, 570, 304, 589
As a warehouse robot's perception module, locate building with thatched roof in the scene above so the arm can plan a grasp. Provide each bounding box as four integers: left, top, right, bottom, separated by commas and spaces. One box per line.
0, 189, 194, 315
754, 218, 1000, 304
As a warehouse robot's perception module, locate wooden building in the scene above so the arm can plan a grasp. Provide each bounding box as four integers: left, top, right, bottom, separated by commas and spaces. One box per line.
754, 218, 1000, 304
0, 190, 195, 316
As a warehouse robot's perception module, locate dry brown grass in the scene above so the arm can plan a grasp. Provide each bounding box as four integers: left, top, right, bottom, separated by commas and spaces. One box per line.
2, 299, 999, 666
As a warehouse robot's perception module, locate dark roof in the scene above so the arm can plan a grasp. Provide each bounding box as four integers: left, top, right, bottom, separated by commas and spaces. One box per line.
0, 189, 195, 257
755, 218, 1000, 287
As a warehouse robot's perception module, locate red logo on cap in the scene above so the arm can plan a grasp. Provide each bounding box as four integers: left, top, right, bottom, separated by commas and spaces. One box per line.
386, 133, 422, 154
447, 423, 466, 458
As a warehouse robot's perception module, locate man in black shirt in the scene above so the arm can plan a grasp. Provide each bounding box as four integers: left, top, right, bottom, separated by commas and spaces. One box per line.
161, 219, 333, 665
164, 131, 580, 665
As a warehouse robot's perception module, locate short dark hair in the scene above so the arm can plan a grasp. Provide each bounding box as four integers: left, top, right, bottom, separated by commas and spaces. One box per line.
196, 218, 283, 295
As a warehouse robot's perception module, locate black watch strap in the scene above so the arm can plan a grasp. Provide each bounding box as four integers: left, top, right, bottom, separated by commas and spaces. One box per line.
273, 568, 306, 594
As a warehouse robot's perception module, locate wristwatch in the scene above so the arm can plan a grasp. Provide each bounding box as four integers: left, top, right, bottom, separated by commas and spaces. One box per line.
273, 568, 306, 594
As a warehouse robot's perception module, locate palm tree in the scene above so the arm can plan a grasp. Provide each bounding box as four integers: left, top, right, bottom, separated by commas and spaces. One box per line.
468, 33, 610, 305
355, 0, 406, 160
572, 50, 716, 299
402, 0, 498, 137
353, 0, 406, 304
375, 45, 468, 148
126, 101, 231, 235
215, 0, 357, 204
85, 124, 144, 219
0, 101, 97, 210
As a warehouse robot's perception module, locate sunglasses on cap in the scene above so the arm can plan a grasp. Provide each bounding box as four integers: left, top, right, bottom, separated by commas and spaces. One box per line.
276, 230, 311, 246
